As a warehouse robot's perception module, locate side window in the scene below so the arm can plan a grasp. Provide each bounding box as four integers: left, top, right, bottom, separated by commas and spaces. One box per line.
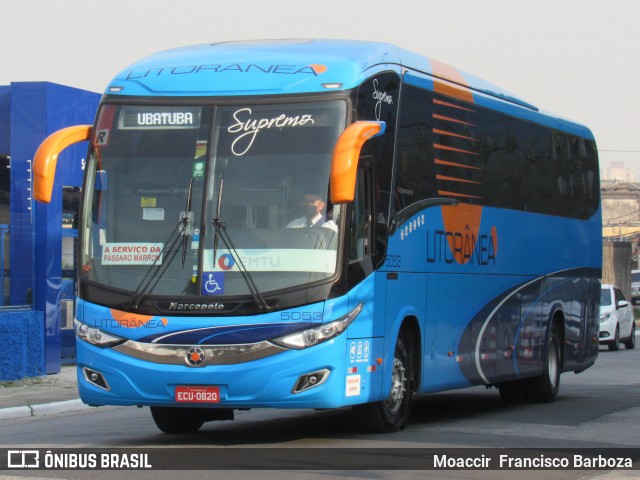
348, 169, 373, 263
356, 72, 400, 227
396, 73, 599, 220
396, 84, 436, 210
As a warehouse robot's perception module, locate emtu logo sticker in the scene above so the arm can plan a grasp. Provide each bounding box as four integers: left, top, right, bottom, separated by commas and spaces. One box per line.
217, 253, 235, 271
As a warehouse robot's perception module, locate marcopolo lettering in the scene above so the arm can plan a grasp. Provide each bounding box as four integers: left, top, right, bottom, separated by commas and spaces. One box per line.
168, 302, 225, 311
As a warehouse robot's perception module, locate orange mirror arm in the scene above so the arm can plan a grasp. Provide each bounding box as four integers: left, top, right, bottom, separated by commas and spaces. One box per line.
330, 121, 385, 204
33, 125, 92, 203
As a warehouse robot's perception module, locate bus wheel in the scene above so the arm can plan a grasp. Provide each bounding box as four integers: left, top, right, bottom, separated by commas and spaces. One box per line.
353, 334, 414, 433
524, 323, 561, 403
150, 406, 204, 434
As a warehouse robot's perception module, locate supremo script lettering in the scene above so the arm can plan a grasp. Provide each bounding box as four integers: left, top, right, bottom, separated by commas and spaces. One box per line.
227, 108, 315, 156
373, 78, 393, 120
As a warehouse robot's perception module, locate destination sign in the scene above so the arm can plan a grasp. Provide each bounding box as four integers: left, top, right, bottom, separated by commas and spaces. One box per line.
119, 107, 202, 129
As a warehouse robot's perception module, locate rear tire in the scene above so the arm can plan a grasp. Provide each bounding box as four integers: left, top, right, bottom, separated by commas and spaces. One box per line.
353, 334, 414, 433
524, 322, 561, 403
150, 407, 204, 434
623, 322, 636, 350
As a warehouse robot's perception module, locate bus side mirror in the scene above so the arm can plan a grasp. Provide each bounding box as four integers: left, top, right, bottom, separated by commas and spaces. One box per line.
33, 125, 92, 203
330, 121, 385, 204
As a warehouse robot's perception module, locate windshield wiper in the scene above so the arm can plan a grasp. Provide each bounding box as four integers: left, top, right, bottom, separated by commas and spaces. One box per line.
124, 181, 194, 309
181, 178, 194, 266
211, 176, 270, 311
123, 216, 189, 309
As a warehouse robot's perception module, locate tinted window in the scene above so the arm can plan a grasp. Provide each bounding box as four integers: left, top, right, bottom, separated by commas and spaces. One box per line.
396, 81, 600, 219
356, 72, 400, 224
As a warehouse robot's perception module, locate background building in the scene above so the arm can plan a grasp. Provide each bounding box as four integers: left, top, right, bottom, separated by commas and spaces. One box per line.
601, 177, 640, 270
0, 82, 98, 380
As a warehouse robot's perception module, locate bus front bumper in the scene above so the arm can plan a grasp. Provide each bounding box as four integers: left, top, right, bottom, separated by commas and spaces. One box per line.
75, 335, 385, 410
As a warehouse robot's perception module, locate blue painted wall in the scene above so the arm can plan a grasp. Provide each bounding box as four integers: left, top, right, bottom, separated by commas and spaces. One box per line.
1, 82, 99, 379
0, 310, 43, 380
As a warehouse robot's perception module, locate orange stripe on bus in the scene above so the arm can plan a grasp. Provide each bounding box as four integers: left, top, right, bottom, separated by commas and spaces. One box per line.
433, 98, 475, 112
441, 203, 485, 265
434, 144, 480, 155
431, 60, 475, 104
433, 113, 477, 126
436, 174, 481, 185
433, 128, 477, 142
438, 190, 482, 199
435, 159, 480, 170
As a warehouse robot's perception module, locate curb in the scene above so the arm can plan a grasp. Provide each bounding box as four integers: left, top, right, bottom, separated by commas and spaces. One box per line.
0, 406, 31, 421
0, 399, 89, 421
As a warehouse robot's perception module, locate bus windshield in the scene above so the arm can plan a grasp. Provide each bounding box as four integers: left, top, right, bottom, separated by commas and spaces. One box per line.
80, 100, 347, 300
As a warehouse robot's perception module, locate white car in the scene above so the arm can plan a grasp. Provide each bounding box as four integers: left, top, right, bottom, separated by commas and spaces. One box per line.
599, 284, 636, 351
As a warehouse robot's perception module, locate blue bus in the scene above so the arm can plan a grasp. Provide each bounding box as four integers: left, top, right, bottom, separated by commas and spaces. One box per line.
34, 39, 601, 433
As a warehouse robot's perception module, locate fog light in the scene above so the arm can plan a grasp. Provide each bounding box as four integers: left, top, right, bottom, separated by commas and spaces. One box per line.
82, 367, 110, 391
292, 369, 330, 394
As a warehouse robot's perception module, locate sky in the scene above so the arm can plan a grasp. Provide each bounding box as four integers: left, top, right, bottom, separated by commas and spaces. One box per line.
1, 0, 638, 175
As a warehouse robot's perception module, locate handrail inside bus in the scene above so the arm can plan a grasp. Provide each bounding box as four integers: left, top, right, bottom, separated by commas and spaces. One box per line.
33, 125, 93, 203
330, 121, 385, 204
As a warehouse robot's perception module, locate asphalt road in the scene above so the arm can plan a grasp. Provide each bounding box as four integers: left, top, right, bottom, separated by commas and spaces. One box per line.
0, 339, 638, 480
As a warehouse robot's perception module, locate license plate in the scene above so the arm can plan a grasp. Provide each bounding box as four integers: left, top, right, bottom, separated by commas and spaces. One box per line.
175, 386, 220, 403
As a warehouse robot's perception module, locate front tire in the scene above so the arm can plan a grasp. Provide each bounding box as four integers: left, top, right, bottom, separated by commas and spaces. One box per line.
608, 325, 620, 351
353, 334, 414, 433
623, 321, 636, 350
150, 407, 204, 434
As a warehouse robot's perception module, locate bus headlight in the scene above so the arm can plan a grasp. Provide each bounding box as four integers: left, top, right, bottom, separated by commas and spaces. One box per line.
74, 319, 125, 348
271, 302, 364, 350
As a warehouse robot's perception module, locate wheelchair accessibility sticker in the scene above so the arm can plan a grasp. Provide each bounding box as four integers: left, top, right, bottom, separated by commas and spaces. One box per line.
201, 272, 224, 295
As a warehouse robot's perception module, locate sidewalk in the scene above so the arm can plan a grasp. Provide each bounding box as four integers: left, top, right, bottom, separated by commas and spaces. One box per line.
0, 364, 90, 420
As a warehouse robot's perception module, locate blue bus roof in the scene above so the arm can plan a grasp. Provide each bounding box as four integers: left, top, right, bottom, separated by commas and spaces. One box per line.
107, 39, 593, 139
108, 39, 526, 103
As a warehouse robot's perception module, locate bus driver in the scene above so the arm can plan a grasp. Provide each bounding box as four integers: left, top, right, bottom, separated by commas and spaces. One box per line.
286, 193, 338, 232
